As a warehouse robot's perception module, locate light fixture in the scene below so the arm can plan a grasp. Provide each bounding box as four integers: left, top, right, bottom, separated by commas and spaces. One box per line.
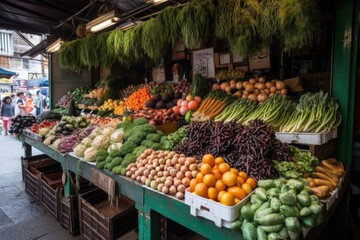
46, 38, 63, 53
118, 20, 143, 31
86, 9, 121, 32
148, 0, 168, 4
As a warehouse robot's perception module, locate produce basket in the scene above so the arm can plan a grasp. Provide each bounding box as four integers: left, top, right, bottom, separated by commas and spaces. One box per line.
40, 172, 63, 218
185, 188, 253, 228
25, 168, 42, 201
275, 128, 337, 145
78, 188, 138, 240
21, 154, 52, 182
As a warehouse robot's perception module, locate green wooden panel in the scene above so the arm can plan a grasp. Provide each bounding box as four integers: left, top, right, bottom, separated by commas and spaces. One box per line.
333, 0, 359, 166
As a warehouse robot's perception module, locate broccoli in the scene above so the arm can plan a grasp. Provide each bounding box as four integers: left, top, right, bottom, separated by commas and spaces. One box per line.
96, 161, 106, 169
133, 117, 148, 126
150, 142, 162, 151
127, 131, 148, 145
109, 149, 121, 158
156, 130, 164, 136
141, 139, 154, 148
146, 133, 161, 143
124, 153, 137, 163
106, 157, 122, 171
133, 146, 147, 157
120, 168, 127, 176
116, 121, 135, 131
95, 149, 109, 163
105, 155, 113, 163
119, 142, 137, 157
138, 124, 157, 135
160, 135, 168, 145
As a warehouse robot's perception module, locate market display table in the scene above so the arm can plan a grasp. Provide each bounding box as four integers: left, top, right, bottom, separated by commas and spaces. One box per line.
23, 136, 350, 240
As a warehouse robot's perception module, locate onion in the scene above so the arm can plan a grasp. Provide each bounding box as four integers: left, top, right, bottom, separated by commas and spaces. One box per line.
189, 164, 198, 171
249, 78, 257, 85
257, 82, 265, 90
185, 171, 192, 178
264, 89, 270, 95
248, 94, 258, 102
281, 89, 288, 95
276, 81, 286, 90
180, 165, 188, 173
236, 82, 243, 89
220, 82, 229, 91
166, 176, 174, 182
257, 93, 269, 103
270, 86, 277, 93
178, 157, 186, 165
224, 86, 231, 93
169, 185, 177, 195
176, 171, 184, 179
182, 177, 190, 187
162, 186, 169, 194
157, 183, 164, 192
164, 180, 172, 187
259, 77, 266, 83
243, 81, 249, 87
174, 179, 182, 188
265, 82, 273, 89
177, 184, 186, 193
171, 158, 177, 165
176, 192, 184, 200
245, 84, 255, 93
212, 83, 220, 91
191, 170, 198, 178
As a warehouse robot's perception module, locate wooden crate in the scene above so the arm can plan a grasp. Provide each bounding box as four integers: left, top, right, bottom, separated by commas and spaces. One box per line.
21, 154, 52, 182
40, 174, 62, 218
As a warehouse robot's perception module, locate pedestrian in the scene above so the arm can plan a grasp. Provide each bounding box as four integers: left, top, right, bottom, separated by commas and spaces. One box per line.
35, 91, 42, 116
1, 96, 15, 136
16, 92, 27, 116
25, 92, 35, 115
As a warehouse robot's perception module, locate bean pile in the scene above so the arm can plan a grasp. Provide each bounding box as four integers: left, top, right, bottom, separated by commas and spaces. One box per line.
175, 120, 291, 180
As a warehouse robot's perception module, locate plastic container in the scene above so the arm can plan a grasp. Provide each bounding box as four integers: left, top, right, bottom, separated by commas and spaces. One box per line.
184, 188, 253, 228
275, 128, 337, 145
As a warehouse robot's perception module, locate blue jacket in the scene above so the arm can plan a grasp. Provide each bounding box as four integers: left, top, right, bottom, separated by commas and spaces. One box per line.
1, 103, 15, 117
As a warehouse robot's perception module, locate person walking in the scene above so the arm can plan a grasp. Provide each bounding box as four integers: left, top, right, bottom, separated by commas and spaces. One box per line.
1, 96, 15, 136
24, 92, 35, 115
16, 92, 27, 116
35, 91, 42, 116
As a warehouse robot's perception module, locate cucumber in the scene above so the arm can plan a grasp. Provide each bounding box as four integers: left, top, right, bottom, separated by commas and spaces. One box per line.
279, 192, 297, 206
280, 205, 300, 218
241, 205, 255, 222
257, 214, 285, 226
300, 207, 312, 217
258, 179, 275, 190
278, 227, 289, 239
285, 217, 301, 232
231, 220, 242, 230
255, 187, 267, 201
257, 226, 267, 240
287, 179, 304, 192
270, 198, 281, 212
268, 232, 280, 240
251, 194, 265, 206
309, 203, 322, 215
261, 224, 284, 233
242, 222, 257, 240
267, 187, 280, 198
255, 208, 273, 220
297, 194, 311, 207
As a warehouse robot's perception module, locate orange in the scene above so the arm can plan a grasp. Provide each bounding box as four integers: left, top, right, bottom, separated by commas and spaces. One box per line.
194, 183, 208, 198
200, 163, 212, 175
196, 172, 204, 183
234, 198, 240, 204
215, 180, 226, 192
203, 174, 216, 187
190, 179, 198, 192
238, 171, 248, 181
241, 183, 252, 195
217, 190, 226, 202
208, 187, 218, 200
218, 163, 231, 174
215, 157, 225, 165
212, 168, 222, 180
202, 154, 215, 166
220, 192, 235, 206
222, 172, 237, 187
246, 177, 257, 189
230, 168, 239, 176
237, 176, 245, 186
227, 186, 246, 200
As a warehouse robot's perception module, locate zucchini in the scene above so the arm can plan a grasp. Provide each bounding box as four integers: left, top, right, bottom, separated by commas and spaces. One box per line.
267, 187, 280, 198
257, 226, 267, 240
241, 205, 255, 222
261, 224, 284, 233
279, 192, 297, 206
280, 205, 300, 218
258, 179, 275, 190
270, 198, 281, 212
300, 207, 312, 217
285, 217, 301, 232
287, 179, 304, 192
257, 214, 285, 226
297, 194, 311, 207
255, 187, 267, 201
242, 222, 257, 240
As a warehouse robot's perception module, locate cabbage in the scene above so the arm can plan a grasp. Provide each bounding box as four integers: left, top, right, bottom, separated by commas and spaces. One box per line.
84, 147, 97, 162
81, 137, 93, 147
110, 129, 125, 143
89, 127, 104, 139
74, 144, 87, 158
107, 142, 123, 153
91, 135, 110, 150
102, 127, 115, 137
52, 138, 62, 150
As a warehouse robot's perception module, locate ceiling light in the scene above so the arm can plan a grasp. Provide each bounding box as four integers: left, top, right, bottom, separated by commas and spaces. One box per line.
86, 10, 121, 33
149, 0, 168, 4
46, 38, 63, 53
118, 20, 143, 31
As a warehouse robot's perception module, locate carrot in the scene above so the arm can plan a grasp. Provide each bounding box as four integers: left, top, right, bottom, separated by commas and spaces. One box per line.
204, 100, 225, 115
197, 97, 212, 113
201, 98, 218, 114
208, 104, 226, 118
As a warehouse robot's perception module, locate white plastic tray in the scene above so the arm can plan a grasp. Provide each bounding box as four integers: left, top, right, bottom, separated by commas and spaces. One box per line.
23, 128, 43, 141
275, 129, 337, 145
184, 188, 252, 228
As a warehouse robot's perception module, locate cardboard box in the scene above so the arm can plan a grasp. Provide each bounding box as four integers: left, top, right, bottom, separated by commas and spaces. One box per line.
248, 49, 271, 70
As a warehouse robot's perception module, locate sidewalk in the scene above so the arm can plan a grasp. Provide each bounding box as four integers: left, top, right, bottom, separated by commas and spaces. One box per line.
0, 135, 84, 240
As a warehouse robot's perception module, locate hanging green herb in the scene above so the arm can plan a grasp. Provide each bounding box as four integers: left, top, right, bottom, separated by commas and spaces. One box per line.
79, 35, 100, 68
96, 32, 112, 67
258, 0, 281, 41
141, 18, 169, 61
156, 6, 180, 47
177, 0, 215, 48
123, 26, 146, 61
107, 29, 125, 60
59, 39, 83, 69
278, 0, 320, 51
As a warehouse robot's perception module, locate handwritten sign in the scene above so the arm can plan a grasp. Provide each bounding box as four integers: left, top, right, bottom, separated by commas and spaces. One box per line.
192, 48, 215, 79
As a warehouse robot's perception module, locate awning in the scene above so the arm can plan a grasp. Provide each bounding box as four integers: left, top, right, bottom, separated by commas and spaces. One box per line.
27, 78, 48, 87
0, 67, 17, 78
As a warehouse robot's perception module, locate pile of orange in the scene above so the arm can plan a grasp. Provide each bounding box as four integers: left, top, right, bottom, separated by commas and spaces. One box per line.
190, 154, 257, 206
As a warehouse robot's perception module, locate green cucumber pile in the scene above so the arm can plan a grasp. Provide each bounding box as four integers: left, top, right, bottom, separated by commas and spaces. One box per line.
232, 178, 323, 240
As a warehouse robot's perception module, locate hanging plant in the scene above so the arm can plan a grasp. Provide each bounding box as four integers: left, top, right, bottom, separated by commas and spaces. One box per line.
215, 0, 266, 56
123, 26, 146, 61
278, 0, 320, 51
107, 29, 125, 60
96, 33, 112, 67
156, 6, 180, 47
177, 0, 215, 48
258, 0, 281, 41
79, 35, 101, 68
59, 39, 83, 69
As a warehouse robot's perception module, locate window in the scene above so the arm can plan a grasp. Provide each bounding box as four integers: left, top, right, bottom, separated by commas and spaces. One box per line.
0, 31, 13, 56
23, 59, 29, 69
